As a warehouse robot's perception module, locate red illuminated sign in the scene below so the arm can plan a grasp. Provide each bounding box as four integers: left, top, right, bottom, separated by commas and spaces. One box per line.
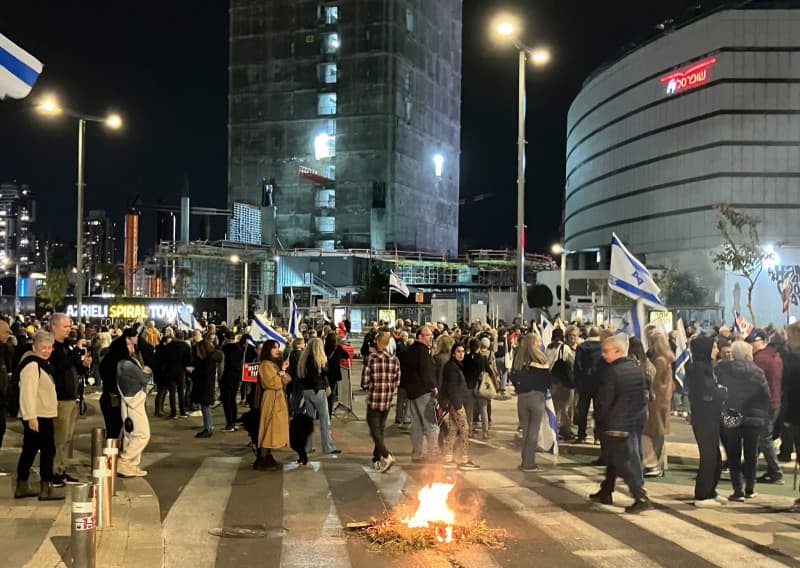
659, 57, 717, 95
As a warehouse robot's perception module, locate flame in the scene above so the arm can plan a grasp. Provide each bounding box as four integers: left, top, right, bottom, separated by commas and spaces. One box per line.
401, 482, 457, 541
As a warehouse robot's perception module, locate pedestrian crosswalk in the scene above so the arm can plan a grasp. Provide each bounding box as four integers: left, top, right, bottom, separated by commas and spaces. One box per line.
153, 449, 800, 568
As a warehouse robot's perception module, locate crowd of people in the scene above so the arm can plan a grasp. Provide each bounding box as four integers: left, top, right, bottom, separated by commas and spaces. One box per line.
2, 311, 799, 515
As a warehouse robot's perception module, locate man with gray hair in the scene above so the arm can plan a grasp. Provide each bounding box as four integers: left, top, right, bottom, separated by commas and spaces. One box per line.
399, 325, 439, 463
49, 313, 92, 486
590, 334, 651, 513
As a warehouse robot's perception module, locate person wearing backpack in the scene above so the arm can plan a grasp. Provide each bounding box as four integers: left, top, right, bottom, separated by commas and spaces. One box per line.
546, 328, 576, 441
574, 327, 603, 443
15, 330, 64, 501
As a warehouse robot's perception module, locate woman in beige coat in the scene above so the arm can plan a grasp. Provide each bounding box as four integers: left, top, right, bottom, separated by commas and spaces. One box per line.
643, 333, 675, 476
254, 340, 291, 470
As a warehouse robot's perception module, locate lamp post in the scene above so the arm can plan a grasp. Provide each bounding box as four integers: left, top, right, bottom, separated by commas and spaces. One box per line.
494, 17, 550, 317
35, 96, 122, 317
551, 244, 574, 323
230, 254, 249, 322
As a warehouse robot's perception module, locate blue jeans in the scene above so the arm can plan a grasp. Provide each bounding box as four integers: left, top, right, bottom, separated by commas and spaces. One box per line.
303, 389, 337, 453
408, 393, 439, 459
758, 407, 783, 479
201, 405, 213, 431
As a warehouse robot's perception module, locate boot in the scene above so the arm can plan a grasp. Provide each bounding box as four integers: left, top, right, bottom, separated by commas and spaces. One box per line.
254, 449, 278, 471
14, 479, 38, 499
38, 481, 65, 501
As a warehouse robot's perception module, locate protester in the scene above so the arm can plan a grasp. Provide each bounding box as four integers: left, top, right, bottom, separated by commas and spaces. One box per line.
298, 337, 340, 455
116, 328, 153, 478
545, 327, 575, 441
155, 326, 192, 419
463, 337, 491, 439
362, 332, 402, 472
220, 333, 246, 431
750, 329, 785, 484
192, 338, 223, 438
512, 333, 554, 472
642, 333, 675, 477
574, 327, 602, 443
0, 319, 13, 469
440, 342, 479, 470
716, 340, 771, 501
782, 322, 800, 510
401, 325, 439, 463
254, 339, 291, 471
15, 331, 63, 500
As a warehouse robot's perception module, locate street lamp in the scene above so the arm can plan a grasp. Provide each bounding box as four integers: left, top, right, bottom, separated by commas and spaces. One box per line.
493, 16, 551, 317
230, 254, 249, 322
35, 94, 123, 317
551, 244, 574, 323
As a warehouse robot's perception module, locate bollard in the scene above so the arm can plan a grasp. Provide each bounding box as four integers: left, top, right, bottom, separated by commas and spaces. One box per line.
90, 428, 105, 466
92, 456, 112, 529
103, 439, 119, 496
70, 483, 96, 568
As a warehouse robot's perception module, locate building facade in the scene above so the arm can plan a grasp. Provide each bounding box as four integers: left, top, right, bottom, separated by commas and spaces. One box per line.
0, 181, 36, 276
83, 209, 116, 272
564, 5, 800, 324
229, 0, 462, 255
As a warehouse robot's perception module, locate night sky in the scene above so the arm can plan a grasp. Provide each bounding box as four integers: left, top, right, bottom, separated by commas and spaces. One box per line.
0, 0, 703, 256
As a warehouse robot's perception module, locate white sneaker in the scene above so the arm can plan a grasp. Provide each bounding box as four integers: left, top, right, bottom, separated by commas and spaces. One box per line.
187, 410, 203, 417
380, 454, 395, 473
694, 497, 723, 508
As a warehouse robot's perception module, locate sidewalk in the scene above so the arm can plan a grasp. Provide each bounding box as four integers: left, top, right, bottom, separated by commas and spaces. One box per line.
0, 393, 163, 568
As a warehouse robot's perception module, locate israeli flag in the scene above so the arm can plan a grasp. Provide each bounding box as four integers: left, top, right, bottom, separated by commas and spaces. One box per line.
537, 389, 559, 455
609, 233, 666, 310
288, 289, 302, 339
177, 311, 202, 332
0, 34, 43, 100
249, 313, 286, 347
674, 318, 691, 389
540, 315, 553, 351
389, 270, 410, 298
733, 311, 754, 338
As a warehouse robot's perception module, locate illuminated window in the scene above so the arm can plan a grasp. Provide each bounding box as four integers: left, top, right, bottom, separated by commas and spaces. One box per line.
320, 6, 338, 24
314, 133, 336, 159
317, 93, 337, 115
315, 189, 336, 209
315, 216, 335, 233
317, 63, 337, 84
321, 33, 340, 54
406, 8, 414, 32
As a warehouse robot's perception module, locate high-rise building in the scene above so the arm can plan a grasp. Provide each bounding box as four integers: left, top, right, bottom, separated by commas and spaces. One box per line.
83, 209, 116, 273
229, 0, 462, 255
0, 181, 36, 275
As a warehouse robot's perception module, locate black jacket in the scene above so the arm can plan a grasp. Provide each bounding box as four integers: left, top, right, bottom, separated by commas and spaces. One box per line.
441, 358, 470, 411
574, 339, 602, 391
302, 357, 329, 392
510, 363, 552, 394
686, 360, 723, 414
156, 340, 192, 383
596, 357, 648, 434
220, 342, 245, 384
782, 349, 800, 424
399, 341, 436, 400
190, 349, 222, 407
49, 340, 83, 401
463, 351, 490, 390
716, 360, 770, 427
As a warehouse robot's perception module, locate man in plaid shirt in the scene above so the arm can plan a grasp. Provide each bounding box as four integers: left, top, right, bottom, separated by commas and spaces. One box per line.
362, 331, 401, 472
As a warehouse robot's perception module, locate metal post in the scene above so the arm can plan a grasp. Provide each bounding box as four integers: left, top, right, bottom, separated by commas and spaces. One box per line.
90, 427, 105, 465
243, 260, 249, 322
103, 438, 119, 496
92, 456, 112, 529
560, 252, 567, 323
70, 483, 96, 568
515, 48, 526, 318
76, 117, 86, 317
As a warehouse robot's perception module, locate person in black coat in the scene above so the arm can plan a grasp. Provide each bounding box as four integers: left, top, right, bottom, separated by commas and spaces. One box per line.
716, 340, 771, 501
686, 335, 725, 505
782, 323, 800, 510
439, 343, 479, 469
591, 334, 651, 513
155, 328, 192, 418
574, 328, 603, 442
99, 335, 130, 438
325, 333, 350, 417
400, 325, 438, 462
192, 339, 222, 438
220, 333, 246, 431
463, 337, 491, 438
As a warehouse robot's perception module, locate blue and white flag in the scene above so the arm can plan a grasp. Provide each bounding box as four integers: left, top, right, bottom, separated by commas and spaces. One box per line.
288, 289, 302, 339
540, 315, 553, 351
537, 389, 559, 455
674, 318, 691, 389
0, 34, 43, 100
389, 270, 410, 298
249, 313, 286, 347
609, 233, 666, 310
177, 311, 202, 332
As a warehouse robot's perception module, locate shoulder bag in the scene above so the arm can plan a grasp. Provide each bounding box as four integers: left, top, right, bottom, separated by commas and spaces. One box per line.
475, 370, 498, 399
550, 344, 575, 388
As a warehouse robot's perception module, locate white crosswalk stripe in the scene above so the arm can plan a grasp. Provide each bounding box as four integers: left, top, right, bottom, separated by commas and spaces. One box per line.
163, 456, 241, 568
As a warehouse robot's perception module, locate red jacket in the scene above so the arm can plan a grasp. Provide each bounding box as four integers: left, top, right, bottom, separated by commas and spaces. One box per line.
754, 345, 783, 410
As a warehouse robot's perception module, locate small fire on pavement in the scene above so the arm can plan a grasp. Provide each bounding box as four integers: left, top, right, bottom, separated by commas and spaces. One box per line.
351, 481, 507, 554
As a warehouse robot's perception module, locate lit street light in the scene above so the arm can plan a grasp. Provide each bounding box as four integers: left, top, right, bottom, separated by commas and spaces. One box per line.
35, 94, 123, 316
551, 244, 574, 323
492, 15, 551, 317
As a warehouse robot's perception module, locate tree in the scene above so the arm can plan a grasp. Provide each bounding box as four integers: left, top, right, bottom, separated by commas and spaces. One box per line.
711, 203, 772, 327
660, 269, 709, 306
38, 268, 68, 309
526, 284, 553, 318
356, 265, 390, 304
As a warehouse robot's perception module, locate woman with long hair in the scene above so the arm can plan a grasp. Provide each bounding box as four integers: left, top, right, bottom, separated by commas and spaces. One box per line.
99, 335, 130, 438
116, 328, 154, 478
325, 333, 350, 417
254, 339, 291, 470
432, 333, 455, 391
545, 327, 575, 441
642, 332, 675, 476
297, 337, 340, 455
192, 338, 223, 438
440, 342, 479, 470
511, 333, 554, 472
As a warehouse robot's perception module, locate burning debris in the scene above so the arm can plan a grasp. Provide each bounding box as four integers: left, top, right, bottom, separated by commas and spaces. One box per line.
350, 482, 507, 554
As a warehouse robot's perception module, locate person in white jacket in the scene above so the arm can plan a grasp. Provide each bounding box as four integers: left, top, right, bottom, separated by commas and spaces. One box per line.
15, 330, 64, 501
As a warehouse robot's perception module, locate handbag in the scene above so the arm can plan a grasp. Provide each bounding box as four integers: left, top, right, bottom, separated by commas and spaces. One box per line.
722, 408, 743, 429
434, 401, 448, 425
503, 339, 513, 369
475, 370, 498, 400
